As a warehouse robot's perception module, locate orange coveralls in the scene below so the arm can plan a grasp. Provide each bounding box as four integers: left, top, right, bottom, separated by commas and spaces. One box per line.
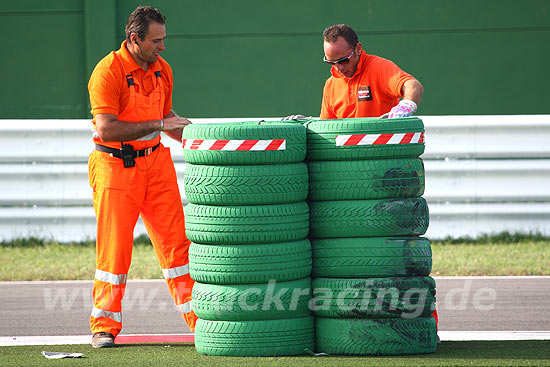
320, 48, 438, 326
87, 41, 196, 337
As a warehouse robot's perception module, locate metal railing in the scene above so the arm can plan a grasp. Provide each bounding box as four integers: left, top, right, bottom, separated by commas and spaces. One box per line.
1, 115, 549, 241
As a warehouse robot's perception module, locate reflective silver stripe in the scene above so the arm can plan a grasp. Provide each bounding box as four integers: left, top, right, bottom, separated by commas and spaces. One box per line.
91, 306, 122, 323
136, 131, 160, 141
95, 269, 127, 285
162, 264, 189, 279
177, 301, 193, 314
92, 129, 158, 141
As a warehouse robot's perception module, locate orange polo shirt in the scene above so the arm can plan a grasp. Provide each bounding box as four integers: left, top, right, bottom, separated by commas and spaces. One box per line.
88, 40, 173, 127
320, 49, 414, 119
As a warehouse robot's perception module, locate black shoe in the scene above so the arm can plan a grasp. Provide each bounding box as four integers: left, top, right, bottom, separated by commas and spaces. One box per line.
92, 332, 115, 348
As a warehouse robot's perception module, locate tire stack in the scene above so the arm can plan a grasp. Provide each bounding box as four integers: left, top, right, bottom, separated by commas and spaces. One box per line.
304, 117, 438, 355
182, 121, 315, 356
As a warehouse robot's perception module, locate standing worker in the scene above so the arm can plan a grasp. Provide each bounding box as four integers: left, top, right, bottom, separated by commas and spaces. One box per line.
320, 23, 437, 328
285, 24, 436, 326
87, 6, 196, 348
282, 24, 423, 120
320, 24, 423, 119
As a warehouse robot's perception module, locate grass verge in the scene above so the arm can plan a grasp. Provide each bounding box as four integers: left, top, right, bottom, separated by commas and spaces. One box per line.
0, 235, 162, 281
431, 240, 549, 276
1, 341, 550, 367
1, 233, 549, 281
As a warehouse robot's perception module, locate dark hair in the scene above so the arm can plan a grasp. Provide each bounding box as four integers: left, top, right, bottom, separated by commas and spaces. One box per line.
323, 24, 358, 47
125, 6, 166, 42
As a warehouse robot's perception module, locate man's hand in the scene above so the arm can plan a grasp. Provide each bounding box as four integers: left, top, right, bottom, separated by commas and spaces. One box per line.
281, 114, 309, 121
162, 113, 191, 142
163, 115, 192, 131
380, 99, 417, 119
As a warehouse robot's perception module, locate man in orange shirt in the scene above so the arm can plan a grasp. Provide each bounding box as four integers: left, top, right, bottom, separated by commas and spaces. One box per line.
320, 24, 423, 120
320, 24, 438, 334
87, 6, 196, 348
282, 24, 423, 121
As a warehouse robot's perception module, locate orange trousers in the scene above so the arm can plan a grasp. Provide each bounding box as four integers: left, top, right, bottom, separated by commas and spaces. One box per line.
88, 145, 197, 337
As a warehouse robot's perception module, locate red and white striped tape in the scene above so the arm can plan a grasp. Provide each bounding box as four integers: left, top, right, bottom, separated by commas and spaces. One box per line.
183, 138, 286, 151
335, 132, 424, 146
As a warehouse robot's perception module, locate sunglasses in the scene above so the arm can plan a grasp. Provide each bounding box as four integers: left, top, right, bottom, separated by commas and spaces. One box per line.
323, 49, 355, 65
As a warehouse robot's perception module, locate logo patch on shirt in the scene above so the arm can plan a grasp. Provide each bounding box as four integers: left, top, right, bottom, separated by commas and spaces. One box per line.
358, 86, 373, 102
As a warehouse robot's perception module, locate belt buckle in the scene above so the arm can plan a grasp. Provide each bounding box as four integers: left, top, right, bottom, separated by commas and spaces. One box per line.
144, 147, 152, 156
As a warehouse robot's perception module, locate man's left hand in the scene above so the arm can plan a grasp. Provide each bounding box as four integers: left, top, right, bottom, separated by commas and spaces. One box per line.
281, 114, 306, 121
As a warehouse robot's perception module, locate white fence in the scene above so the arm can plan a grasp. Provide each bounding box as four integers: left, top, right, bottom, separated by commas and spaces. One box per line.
1, 115, 549, 241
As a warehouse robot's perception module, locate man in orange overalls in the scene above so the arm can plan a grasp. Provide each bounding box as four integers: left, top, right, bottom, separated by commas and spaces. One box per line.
87, 6, 196, 348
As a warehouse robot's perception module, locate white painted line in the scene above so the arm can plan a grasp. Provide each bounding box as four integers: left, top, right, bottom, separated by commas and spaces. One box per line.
440, 331, 550, 341
0, 335, 91, 346
2, 331, 549, 346
0, 333, 195, 346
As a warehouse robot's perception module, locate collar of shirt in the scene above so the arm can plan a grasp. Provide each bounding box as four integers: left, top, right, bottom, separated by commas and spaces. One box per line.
330, 48, 368, 81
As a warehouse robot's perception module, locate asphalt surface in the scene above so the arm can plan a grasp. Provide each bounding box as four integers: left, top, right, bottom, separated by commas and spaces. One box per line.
1, 277, 549, 337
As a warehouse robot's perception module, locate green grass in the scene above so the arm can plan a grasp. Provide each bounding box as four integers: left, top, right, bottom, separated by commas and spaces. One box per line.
1, 341, 550, 367
1, 233, 549, 281
431, 240, 549, 276
0, 235, 163, 281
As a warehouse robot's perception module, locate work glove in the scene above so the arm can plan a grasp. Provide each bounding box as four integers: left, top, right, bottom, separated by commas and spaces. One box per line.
380, 99, 417, 119
281, 114, 306, 121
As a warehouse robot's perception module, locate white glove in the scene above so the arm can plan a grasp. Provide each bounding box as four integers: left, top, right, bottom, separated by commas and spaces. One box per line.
281, 114, 306, 121
380, 99, 417, 119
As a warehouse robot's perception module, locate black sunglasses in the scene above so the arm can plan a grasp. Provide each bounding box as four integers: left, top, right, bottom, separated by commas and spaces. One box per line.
323, 49, 355, 65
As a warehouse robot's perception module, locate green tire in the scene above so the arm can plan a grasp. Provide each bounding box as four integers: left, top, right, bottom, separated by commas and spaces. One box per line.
308, 158, 424, 201
192, 277, 312, 321
189, 240, 312, 284
184, 163, 308, 205
316, 317, 437, 355
312, 277, 436, 318
312, 237, 431, 277
304, 117, 425, 161
185, 202, 309, 244
309, 198, 429, 238
182, 121, 306, 165
195, 316, 315, 356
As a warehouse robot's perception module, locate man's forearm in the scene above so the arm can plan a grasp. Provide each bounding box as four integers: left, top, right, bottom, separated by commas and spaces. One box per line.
95, 115, 162, 142
402, 79, 424, 105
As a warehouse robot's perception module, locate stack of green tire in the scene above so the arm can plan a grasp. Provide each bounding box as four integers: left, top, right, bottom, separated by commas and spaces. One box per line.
304, 117, 438, 355
182, 121, 315, 356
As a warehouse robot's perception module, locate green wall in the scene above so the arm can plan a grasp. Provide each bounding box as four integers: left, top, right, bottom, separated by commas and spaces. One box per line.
1, 0, 549, 118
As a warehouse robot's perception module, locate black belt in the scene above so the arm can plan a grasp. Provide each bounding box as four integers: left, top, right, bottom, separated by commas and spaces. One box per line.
95, 143, 160, 158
